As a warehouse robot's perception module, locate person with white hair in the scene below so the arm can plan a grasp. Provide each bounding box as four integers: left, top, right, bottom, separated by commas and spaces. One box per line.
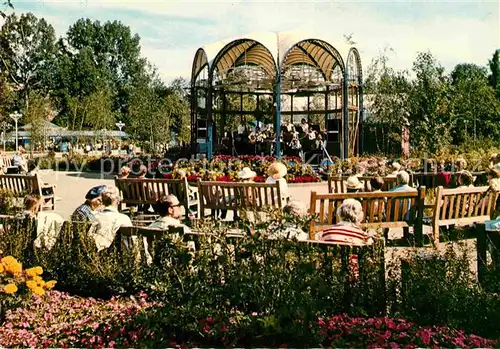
92, 185, 132, 251
320, 199, 372, 245
386, 162, 401, 178
391, 171, 416, 192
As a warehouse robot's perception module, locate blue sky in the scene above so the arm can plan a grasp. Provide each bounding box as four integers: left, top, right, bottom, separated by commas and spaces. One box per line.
3, 0, 499, 82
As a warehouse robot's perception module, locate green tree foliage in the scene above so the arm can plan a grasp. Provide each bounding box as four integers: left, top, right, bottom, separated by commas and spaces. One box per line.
407, 51, 452, 154
0, 72, 13, 119
449, 63, 500, 143
364, 49, 411, 153
166, 77, 190, 146
24, 91, 52, 151
488, 49, 500, 99
52, 18, 150, 130
0, 13, 58, 109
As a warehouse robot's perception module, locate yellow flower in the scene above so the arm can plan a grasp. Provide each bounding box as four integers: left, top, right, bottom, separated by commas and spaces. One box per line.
25, 268, 38, 278
34, 266, 43, 275
3, 283, 18, 294
33, 276, 43, 283
2, 257, 22, 275
45, 280, 57, 289
26, 280, 37, 289
0, 263, 4, 273
0, 256, 17, 264
38, 280, 46, 288
32, 286, 45, 296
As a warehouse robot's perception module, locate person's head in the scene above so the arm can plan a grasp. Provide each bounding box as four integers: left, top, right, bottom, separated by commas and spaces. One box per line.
396, 171, 410, 186
85, 185, 106, 210
156, 195, 181, 219
284, 200, 307, 217
487, 167, 500, 182
100, 186, 121, 208
119, 166, 130, 178
27, 160, 37, 173
301, 118, 307, 124
490, 153, 498, 165
24, 194, 42, 215
456, 157, 467, 171
337, 199, 364, 225
346, 175, 364, 193
267, 162, 287, 179
458, 170, 474, 187
137, 165, 148, 178
238, 167, 256, 182
391, 162, 401, 172
370, 176, 384, 191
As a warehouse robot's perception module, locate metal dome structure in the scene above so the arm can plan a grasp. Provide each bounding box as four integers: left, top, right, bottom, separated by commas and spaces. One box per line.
190, 30, 363, 160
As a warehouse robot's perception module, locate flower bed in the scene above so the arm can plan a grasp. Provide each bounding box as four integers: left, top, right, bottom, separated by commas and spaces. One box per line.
163, 155, 321, 183
0, 294, 495, 348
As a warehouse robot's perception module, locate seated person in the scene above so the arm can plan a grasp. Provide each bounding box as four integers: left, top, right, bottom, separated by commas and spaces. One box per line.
346, 176, 364, 193
149, 195, 191, 241
457, 170, 474, 188
93, 186, 132, 251
370, 176, 384, 192
264, 200, 308, 241
386, 162, 401, 177
71, 185, 106, 222
23, 194, 64, 250
117, 166, 131, 179
266, 162, 290, 205
391, 171, 416, 192
12, 152, 27, 173
320, 199, 373, 245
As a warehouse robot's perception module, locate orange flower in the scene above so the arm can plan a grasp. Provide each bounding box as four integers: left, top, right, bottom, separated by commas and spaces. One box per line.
45, 280, 57, 289
34, 266, 43, 275
25, 268, 38, 278
3, 283, 18, 294
26, 280, 37, 289
32, 286, 45, 296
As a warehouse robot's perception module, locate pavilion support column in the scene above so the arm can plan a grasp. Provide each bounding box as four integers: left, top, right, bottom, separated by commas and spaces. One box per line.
275, 73, 282, 158
359, 83, 364, 155
206, 76, 214, 160
190, 85, 197, 155
342, 72, 349, 160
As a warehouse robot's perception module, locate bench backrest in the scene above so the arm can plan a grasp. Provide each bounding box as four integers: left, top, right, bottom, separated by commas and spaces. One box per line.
309, 188, 426, 239
115, 177, 190, 210
0, 174, 40, 196
433, 186, 499, 228
0, 156, 13, 168
197, 180, 282, 212
328, 175, 398, 193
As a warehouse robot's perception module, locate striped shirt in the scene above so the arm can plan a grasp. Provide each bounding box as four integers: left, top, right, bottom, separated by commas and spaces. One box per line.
320, 223, 369, 246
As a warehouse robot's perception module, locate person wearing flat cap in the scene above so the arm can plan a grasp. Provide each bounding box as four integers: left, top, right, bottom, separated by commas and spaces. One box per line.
71, 185, 106, 222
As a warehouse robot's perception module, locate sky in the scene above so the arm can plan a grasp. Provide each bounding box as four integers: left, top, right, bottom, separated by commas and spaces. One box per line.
2, 0, 499, 83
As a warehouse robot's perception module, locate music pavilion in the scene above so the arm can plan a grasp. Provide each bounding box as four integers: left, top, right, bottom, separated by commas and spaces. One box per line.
190, 31, 364, 160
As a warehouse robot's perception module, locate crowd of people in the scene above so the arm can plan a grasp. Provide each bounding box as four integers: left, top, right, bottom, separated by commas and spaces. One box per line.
219, 118, 326, 157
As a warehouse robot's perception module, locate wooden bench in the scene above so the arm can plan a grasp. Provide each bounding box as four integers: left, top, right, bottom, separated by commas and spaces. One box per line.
197, 180, 282, 218
309, 188, 426, 245
0, 173, 55, 210
114, 177, 199, 216
328, 175, 398, 193
428, 186, 499, 245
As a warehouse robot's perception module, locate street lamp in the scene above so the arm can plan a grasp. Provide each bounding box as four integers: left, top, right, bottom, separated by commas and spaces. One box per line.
9, 111, 22, 152
115, 120, 125, 153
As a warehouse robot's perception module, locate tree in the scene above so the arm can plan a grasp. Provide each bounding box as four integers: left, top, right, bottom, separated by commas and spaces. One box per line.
407, 51, 452, 154
450, 63, 500, 143
166, 77, 190, 146
0, 72, 13, 120
364, 49, 411, 153
24, 91, 52, 151
0, 13, 58, 109
488, 50, 500, 99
